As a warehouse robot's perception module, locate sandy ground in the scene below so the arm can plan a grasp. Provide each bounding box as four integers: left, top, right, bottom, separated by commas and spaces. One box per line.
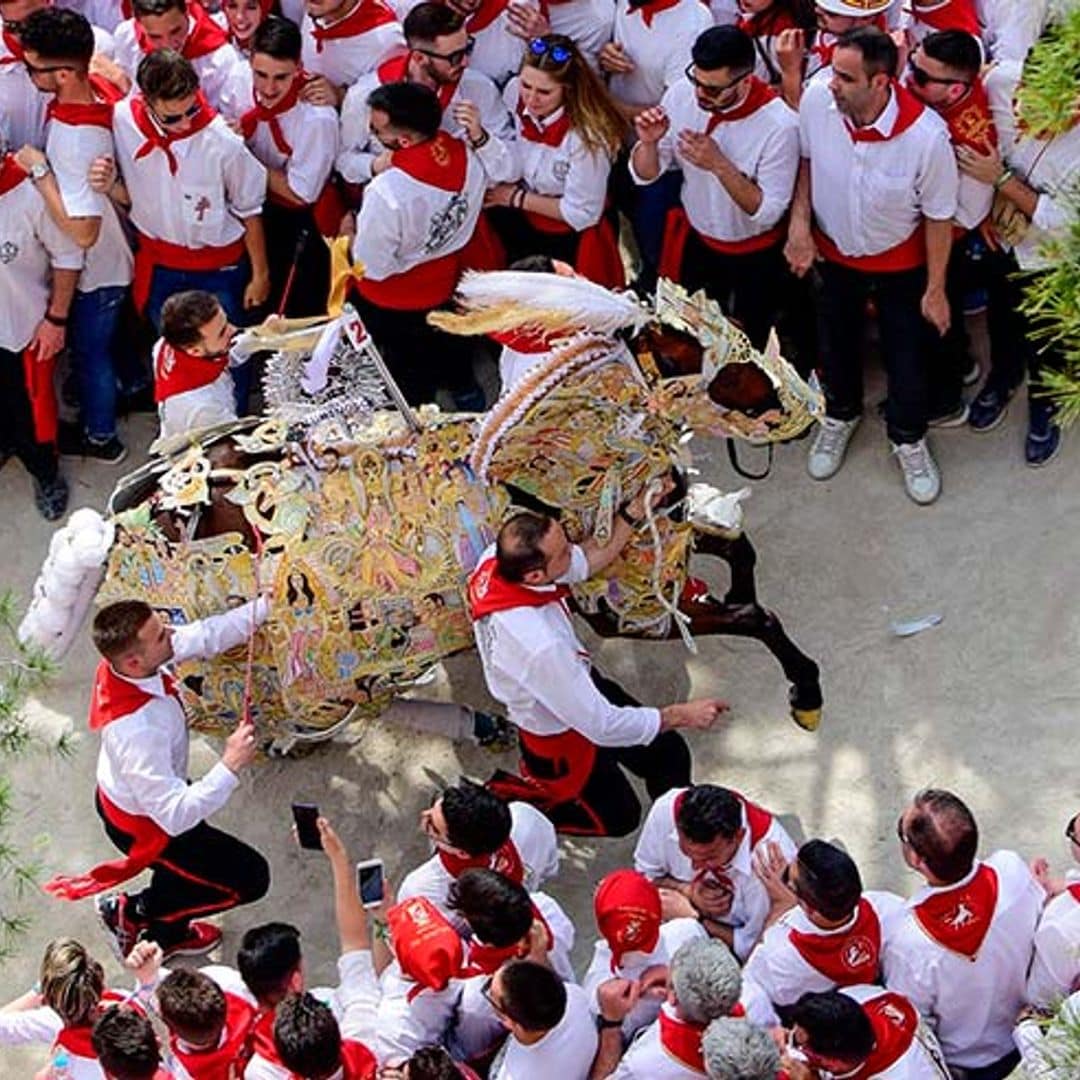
1, 344, 1078, 1073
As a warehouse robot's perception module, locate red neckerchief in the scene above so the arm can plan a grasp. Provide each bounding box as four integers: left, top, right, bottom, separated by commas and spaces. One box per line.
390, 129, 467, 192
332, 1039, 378, 1080
436, 836, 525, 883
736, 7, 798, 35
0, 153, 27, 196
516, 99, 571, 146
130, 91, 216, 175
467, 555, 571, 619
135, 1, 229, 59
154, 340, 230, 403
704, 75, 777, 133
912, 0, 979, 34
937, 76, 998, 152
846, 82, 925, 143
467, 0, 510, 33
847, 992, 919, 1080
912, 863, 999, 959
47, 74, 124, 129
788, 897, 881, 985
88, 658, 179, 731
0, 28, 24, 63
240, 71, 307, 155
1068, 883, 1080, 904
462, 903, 553, 976
310, 0, 398, 52
658, 1006, 707, 1074
489, 328, 559, 354
626, 0, 683, 29
54, 992, 132, 1059
170, 992, 256, 1080
378, 51, 458, 110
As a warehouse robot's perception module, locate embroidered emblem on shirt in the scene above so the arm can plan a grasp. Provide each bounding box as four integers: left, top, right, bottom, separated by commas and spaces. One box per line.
552, 158, 570, 182
0, 240, 18, 264
424, 193, 469, 253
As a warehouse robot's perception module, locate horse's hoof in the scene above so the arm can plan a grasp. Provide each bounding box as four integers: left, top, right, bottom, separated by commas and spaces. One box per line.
791, 706, 821, 732
789, 682, 823, 732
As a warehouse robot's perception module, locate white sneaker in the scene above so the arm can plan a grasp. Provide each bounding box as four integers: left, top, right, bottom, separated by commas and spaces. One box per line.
807, 416, 860, 480
892, 438, 941, 505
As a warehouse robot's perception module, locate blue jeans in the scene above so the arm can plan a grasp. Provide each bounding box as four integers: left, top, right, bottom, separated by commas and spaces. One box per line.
144, 262, 252, 411
70, 285, 126, 441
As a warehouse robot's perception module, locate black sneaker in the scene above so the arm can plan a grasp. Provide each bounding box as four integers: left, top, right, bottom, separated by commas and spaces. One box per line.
118, 386, 156, 416
968, 385, 1013, 432
95, 893, 142, 960
32, 474, 69, 521
1025, 402, 1062, 468
59, 426, 128, 465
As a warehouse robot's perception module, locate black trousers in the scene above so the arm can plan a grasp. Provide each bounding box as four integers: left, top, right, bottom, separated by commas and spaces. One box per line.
928, 235, 978, 418
519, 670, 691, 839
949, 1049, 1020, 1080
816, 260, 933, 445
0, 346, 59, 483
98, 793, 269, 948
487, 205, 582, 268
263, 200, 331, 319
679, 231, 786, 352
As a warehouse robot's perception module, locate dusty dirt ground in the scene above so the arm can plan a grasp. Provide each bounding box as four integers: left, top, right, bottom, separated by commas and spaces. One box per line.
2, 345, 1078, 1073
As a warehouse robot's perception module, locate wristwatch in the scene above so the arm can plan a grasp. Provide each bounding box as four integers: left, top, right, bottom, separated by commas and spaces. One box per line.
28, 160, 51, 182
596, 1015, 623, 1031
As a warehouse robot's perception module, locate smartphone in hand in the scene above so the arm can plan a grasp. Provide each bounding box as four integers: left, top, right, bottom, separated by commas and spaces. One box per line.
292, 803, 321, 850
356, 858, 384, 909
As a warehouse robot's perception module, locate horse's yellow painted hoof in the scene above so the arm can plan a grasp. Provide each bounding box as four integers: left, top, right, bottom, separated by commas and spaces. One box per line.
792, 707, 821, 733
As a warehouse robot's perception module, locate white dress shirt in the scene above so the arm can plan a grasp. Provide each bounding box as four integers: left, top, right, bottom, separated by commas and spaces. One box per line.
472, 542, 661, 746
629, 78, 799, 243
607, 1003, 705, 1080
491, 983, 598, 1080
374, 961, 460, 1066
547, 0, 615, 71
840, 984, 951, 1080
799, 77, 958, 257
633, 787, 797, 961
977, 0, 1049, 62
0, 174, 84, 353
881, 850, 1043, 1069
245, 98, 339, 206
0, 39, 48, 151
1026, 883, 1080, 1009
95, 598, 269, 836
300, 4, 405, 87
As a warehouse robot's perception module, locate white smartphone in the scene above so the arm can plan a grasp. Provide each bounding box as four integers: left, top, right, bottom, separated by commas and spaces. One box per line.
356, 858, 384, 909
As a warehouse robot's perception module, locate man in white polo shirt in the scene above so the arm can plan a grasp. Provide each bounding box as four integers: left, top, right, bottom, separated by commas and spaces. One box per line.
881, 788, 1043, 1080
786, 25, 957, 505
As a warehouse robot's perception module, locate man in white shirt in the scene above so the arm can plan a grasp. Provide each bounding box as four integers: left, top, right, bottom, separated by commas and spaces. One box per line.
742, 839, 903, 1024
881, 788, 1043, 1080
785, 985, 950, 1079
44, 597, 269, 959
0, 148, 81, 521
591, 937, 744, 1079
0, 0, 53, 151
786, 25, 957, 505
469, 508, 726, 838
348, 80, 495, 410
489, 960, 597, 1080
113, 0, 252, 120
630, 24, 799, 348
17, 7, 134, 466
633, 783, 797, 961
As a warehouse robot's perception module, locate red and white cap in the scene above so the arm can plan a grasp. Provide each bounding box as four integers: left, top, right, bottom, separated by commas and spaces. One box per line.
594, 870, 662, 971
816, 0, 893, 16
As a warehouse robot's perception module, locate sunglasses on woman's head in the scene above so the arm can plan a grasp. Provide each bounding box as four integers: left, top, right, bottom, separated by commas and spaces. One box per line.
529, 37, 572, 64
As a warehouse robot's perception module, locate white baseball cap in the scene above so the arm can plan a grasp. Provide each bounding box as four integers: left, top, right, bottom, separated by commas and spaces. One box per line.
816, 0, 893, 16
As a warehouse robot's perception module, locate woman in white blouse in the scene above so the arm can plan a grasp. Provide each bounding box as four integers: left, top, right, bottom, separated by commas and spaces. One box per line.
485, 34, 628, 287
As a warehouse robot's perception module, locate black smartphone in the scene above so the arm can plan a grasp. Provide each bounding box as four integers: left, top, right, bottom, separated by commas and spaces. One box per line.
356, 859, 384, 909
292, 803, 321, 850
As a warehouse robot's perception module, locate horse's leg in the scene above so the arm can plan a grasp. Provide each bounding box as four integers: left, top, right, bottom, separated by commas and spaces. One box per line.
691, 529, 758, 606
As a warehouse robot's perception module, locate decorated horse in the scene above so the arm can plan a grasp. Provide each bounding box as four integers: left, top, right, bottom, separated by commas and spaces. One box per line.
20, 274, 825, 753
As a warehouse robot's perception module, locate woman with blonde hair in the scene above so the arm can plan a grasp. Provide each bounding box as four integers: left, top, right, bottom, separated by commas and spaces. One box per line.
486, 35, 628, 287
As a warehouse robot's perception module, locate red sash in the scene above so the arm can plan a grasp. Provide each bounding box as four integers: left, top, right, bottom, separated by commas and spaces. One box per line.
657, 1007, 707, 1074
939, 77, 998, 153
466, 0, 510, 33
814, 223, 925, 272
912, 0, 979, 35
468, 556, 571, 620
135, 1, 229, 59
848, 992, 919, 1080
437, 836, 525, 883
787, 897, 882, 985
130, 91, 216, 176
489, 727, 598, 809
911, 863, 999, 959
310, 0, 398, 52
659, 208, 786, 277
23, 345, 59, 445
627, 0, 682, 29
133, 233, 246, 314
240, 72, 307, 156
336, 1040, 378, 1080
170, 992, 256, 1080
154, 341, 230, 403
461, 903, 553, 976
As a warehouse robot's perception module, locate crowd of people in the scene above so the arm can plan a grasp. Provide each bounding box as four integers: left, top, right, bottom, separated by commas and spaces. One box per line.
2, 0, 1079, 1076
0, 0, 1076, 519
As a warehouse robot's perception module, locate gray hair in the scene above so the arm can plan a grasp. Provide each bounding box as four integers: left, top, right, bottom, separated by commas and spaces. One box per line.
702, 1017, 781, 1080
670, 939, 742, 1024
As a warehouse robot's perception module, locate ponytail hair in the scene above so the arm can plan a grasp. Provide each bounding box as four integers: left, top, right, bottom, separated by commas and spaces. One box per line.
40, 939, 105, 1027
521, 35, 626, 160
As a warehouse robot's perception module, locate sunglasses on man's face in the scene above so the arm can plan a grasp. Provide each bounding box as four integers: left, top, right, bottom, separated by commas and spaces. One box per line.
906, 55, 970, 89
153, 101, 202, 126
1065, 814, 1080, 844
23, 60, 76, 76
529, 37, 572, 64
480, 975, 506, 1015
684, 64, 751, 98
418, 34, 475, 66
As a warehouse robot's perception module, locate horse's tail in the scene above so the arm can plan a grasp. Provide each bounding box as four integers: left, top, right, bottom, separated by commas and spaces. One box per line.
19, 507, 113, 660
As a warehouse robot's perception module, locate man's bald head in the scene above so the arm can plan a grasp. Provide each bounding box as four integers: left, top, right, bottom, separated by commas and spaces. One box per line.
495, 513, 556, 583
905, 788, 978, 884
